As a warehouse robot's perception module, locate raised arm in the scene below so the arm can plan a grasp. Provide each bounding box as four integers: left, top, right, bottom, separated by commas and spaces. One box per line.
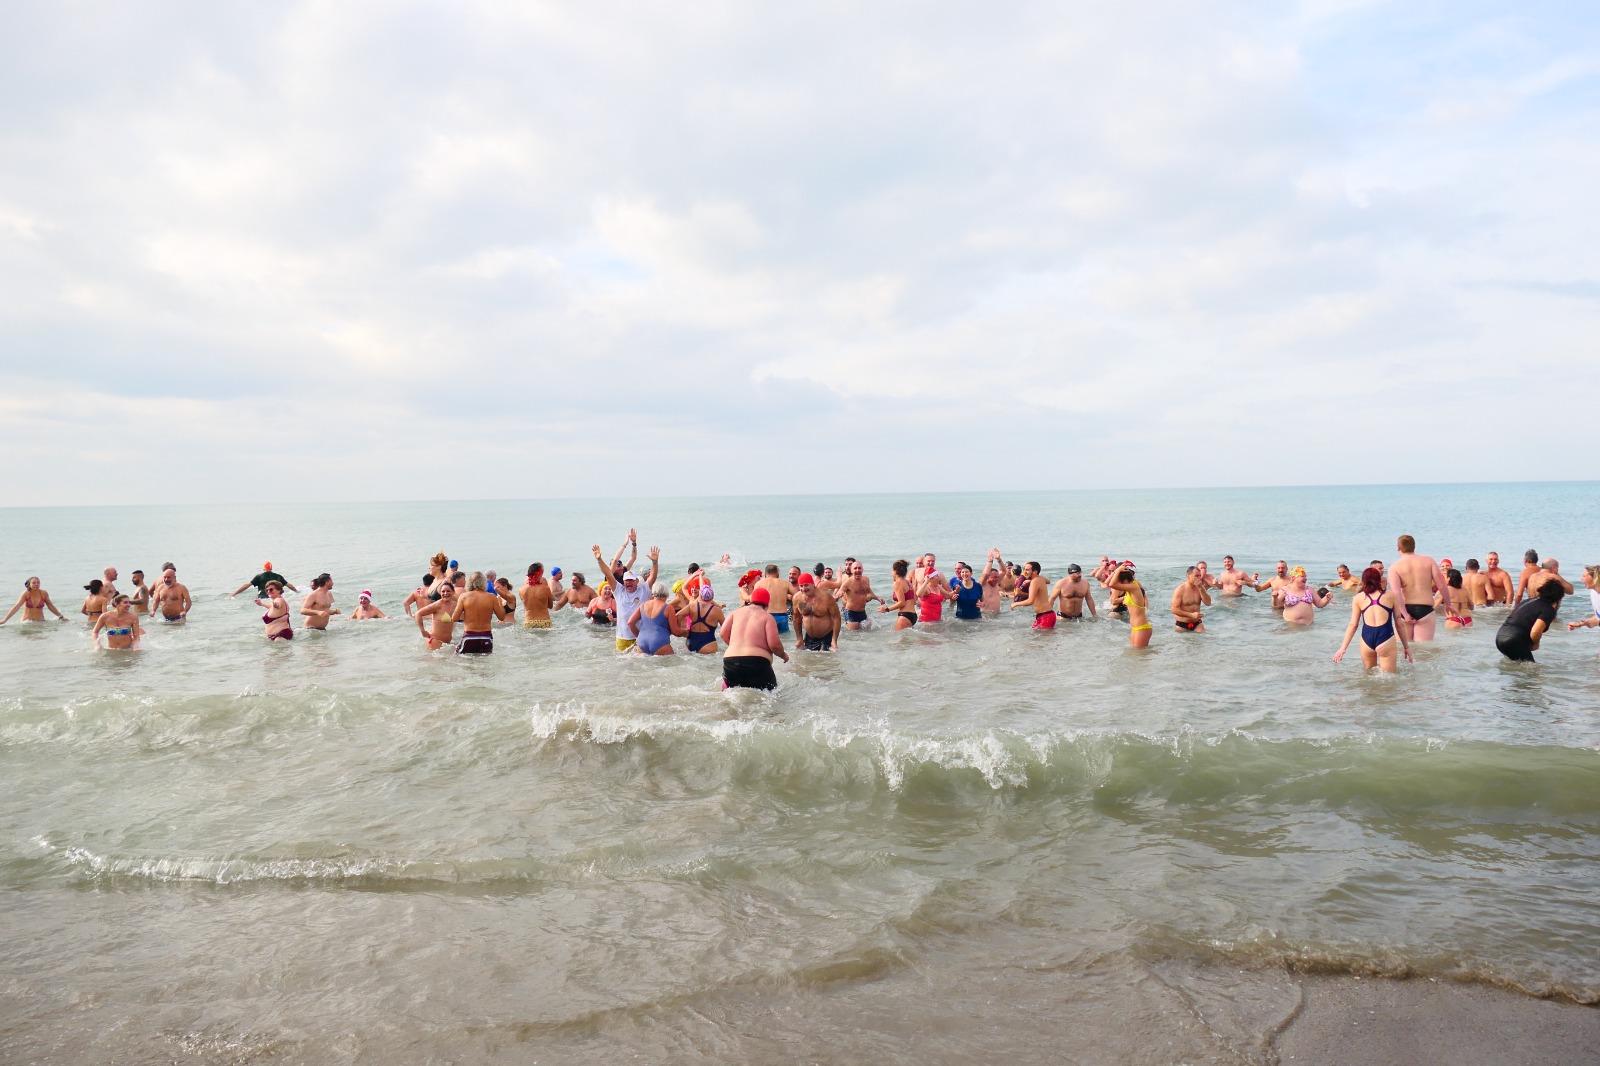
646, 546, 660, 588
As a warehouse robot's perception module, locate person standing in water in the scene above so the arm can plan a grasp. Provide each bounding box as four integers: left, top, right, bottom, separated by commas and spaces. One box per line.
1482, 552, 1515, 606
128, 570, 152, 614
793, 573, 841, 651
1333, 566, 1410, 672
1050, 564, 1097, 620
414, 582, 459, 650
255, 581, 294, 641
150, 567, 192, 624
1214, 556, 1260, 597
1011, 561, 1055, 630
879, 559, 916, 630
522, 563, 556, 629
756, 565, 796, 635
679, 585, 725, 654
1513, 549, 1541, 606
718, 587, 789, 690
1279, 567, 1330, 625
300, 573, 339, 631
92, 594, 143, 650
629, 581, 682, 656
948, 562, 985, 621
1170, 566, 1210, 632
1103, 563, 1153, 649
1, 577, 66, 624
350, 590, 386, 619
80, 580, 109, 626
451, 572, 509, 654
1389, 534, 1450, 642
1496, 581, 1564, 662
561, 573, 597, 613
232, 561, 298, 597
839, 562, 881, 630
1565, 565, 1600, 632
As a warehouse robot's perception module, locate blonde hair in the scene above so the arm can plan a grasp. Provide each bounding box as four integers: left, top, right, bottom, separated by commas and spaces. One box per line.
468, 571, 486, 591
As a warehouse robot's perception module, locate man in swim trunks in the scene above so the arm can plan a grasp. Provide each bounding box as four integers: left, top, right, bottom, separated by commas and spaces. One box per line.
1327, 564, 1360, 592
403, 575, 435, 617
1514, 549, 1543, 606
1252, 561, 1292, 608
128, 570, 151, 614
1527, 559, 1574, 602
521, 563, 556, 628
1213, 556, 1259, 597
546, 566, 565, 604
718, 587, 789, 690
300, 573, 339, 630
792, 574, 840, 651
839, 562, 881, 629
151, 567, 192, 622
1482, 552, 1514, 606
1170, 566, 1210, 632
1389, 533, 1450, 642
232, 562, 299, 597
1012, 561, 1054, 629
560, 572, 597, 612
757, 565, 796, 635
1050, 564, 1097, 620
451, 572, 510, 654
1461, 559, 1490, 607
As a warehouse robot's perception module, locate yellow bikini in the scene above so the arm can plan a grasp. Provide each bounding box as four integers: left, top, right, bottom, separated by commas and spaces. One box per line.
1125, 590, 1153, 634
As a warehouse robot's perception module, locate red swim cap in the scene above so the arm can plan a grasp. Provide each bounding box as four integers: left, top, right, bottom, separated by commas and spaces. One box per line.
797, 573, 815, 586
751, 587, 771, 607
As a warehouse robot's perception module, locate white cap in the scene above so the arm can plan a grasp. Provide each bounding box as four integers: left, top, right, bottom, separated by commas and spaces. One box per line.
623, 570, 639, 582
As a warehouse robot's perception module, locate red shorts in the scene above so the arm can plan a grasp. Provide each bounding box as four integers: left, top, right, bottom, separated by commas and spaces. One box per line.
1032, 611, 1056, 630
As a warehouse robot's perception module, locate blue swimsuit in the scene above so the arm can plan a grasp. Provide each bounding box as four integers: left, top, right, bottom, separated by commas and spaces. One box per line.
637, 606, 673, 654
1358, 594, 1395, 649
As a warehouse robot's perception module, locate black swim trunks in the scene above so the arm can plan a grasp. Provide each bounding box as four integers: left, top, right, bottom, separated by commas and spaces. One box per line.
845, 609, 868, 623
456, 630, 493, 655
1057, 611, 1083, 620
722, 655, 777, 690
1175, 618, 1201, 632
1407, 603, 1434, 621
801, 631, 832, 652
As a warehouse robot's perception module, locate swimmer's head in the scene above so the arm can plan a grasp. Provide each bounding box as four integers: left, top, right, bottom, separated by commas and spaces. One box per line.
438, 581, 456, 598
571, 573, 586, 587
651, 581, 668, 599
1525, 549, 1539, 565
527, 562, 544, 579
1360, 567, 1383, 595
699, 584, 715, 601
262, 561, 272, 571
551, 567, 562, 578
671, 578, 685, 594
25, 576, 39, 589
111, 594, 129, 607
765, 565, 779, 577
1439, 558, 1453, 570
813, 562, 825, 578
311, 573, 331, 590
1291, 566, 1305, 579
264, 580, 283, 594
622, 570, 639, 588
359, 590, 372, 602
1466, 559, 1480, 572
468, 571, 486, 592
1447, 569, 1462, 589
1223, 556, 1234, 566
1068, 564, 1082, 575
1336, 564, 1350, 576
1583, 565, 1600, 589
1541, 558, 1560, 572
686, 563, 699, 576
1275, 561, 1288, 576
431, 552, 447, 570
797, 573, 815, 587
84, 579, 102, 594
892, 559, 909, 578
1398, 534, 1416, 553
1486, 552, 1499, 567
421, 574, 435, 587
750, 587, 771, 608
1025, 561, 1041, 577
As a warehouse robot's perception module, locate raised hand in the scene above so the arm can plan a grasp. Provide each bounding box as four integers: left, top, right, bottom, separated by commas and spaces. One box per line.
648, 545, 660, 561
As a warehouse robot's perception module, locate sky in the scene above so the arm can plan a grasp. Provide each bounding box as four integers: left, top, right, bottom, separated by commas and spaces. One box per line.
2, 1, 1598, 505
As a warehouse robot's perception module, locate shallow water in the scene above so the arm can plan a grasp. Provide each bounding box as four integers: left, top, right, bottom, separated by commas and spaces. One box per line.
2, 485, 1598, 1062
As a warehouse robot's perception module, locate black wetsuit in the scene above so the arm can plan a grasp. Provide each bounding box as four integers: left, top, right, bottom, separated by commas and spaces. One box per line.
1496, 598, 1557, 662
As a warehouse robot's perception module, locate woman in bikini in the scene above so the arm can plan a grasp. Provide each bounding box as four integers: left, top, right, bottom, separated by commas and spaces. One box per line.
92, 594, 143, 650
254, 581, 294, 641
878, 559, 917, 631
1333, 566, 1412, 672
1102, 562, 1152, 649
413, 581, 458, 650
679, 585, 725, 655
586, 582, 616, 626
1, 577, 66, 624
1442, 569, 1473, 630
1280, 567, 1331, 625
80, 579, 109, 626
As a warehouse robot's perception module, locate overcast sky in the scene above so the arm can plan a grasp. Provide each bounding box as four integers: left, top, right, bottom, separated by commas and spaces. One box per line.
2, 1, 1597, 505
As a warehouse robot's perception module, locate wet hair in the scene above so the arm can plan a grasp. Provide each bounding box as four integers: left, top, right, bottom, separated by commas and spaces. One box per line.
1116, 569, 1134, 583
687, 563, 700, 575
1360, 567, 1384, 595
421, 574, 435, 587
311, 573, 331, 590
651, 581, 669, 598
1398, 534, 1416, 553
765, 565, 780, 576
1466, 558, 1480, 571
1447, 568, 1462, 589
892, 559, 909, 577
1525, 549, 1539, 565
84, 579, 103, 593
1538, 580, 1563, 604
813, 562, 825, 577
468, 571, 486, 591
527, 562, 544, 578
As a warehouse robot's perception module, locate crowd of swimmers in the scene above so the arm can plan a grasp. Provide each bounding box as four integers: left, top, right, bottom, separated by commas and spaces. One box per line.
4, 532, 1597, 690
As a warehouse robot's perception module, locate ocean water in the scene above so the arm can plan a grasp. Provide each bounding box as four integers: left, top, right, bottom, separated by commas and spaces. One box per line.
2, 484, 1598, 1063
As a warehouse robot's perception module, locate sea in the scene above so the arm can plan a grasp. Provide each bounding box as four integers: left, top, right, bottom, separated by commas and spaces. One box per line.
2, 483, 1598, 1063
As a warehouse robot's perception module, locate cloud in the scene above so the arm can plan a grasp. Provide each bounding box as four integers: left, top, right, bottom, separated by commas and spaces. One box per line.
1, 1, 1598, 504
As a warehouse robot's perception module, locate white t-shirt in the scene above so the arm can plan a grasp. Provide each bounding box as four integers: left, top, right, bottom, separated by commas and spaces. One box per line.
615, 582, 650, 639
1590, 587, 1600, 619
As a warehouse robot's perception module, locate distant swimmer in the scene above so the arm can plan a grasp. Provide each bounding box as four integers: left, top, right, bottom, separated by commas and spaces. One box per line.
300, 573, 339, 631
351, 590, 386, 619
1482, 552, 1514, 605
793, 573, 840, 651
1279, 568, 1330, 626
1513, 549, 1541, 606
586, 582, 616, 626
150, 567, 193, 623
1103, 563, 1152, 648
838, 562, 881, 630
1050, 564, 1097, 621
232, 561, 298, 597
80, 579, 108, 626
1253, 561, 1292, 609
948, 562, 985, 621
128, 570, 151, 614
628, 581, 681, 656
1441, 570, 1472, 629
403, 575, 435, 617
522, 563, 555, 629
1327, 564, 1360, 593
92, 594, 142, 650
1333, 566, 1411, 672
1, 577, 66, 624
1527, 558, 1575, 602
413, 581, 458, 650
1011, 561, 1054, 630
679, 584, 724, 654
1565, 565, 1600, 631
717, 586, 789, 690
880, 559, 916, 630
716, 553, 733, 568
494, 578, 517, 617
1214, 556, 1260, 597
1389, 534, 1450, 642
1171, 566, 1211, 632
1496, 580, 1564, 662
255, 581, 294, 641
757, 565, 796, 634
451, 572, 509, 654
1461, 559, 1490, 607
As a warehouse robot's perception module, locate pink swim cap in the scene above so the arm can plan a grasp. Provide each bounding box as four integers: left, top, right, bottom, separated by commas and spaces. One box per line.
699, 585, 715, 601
